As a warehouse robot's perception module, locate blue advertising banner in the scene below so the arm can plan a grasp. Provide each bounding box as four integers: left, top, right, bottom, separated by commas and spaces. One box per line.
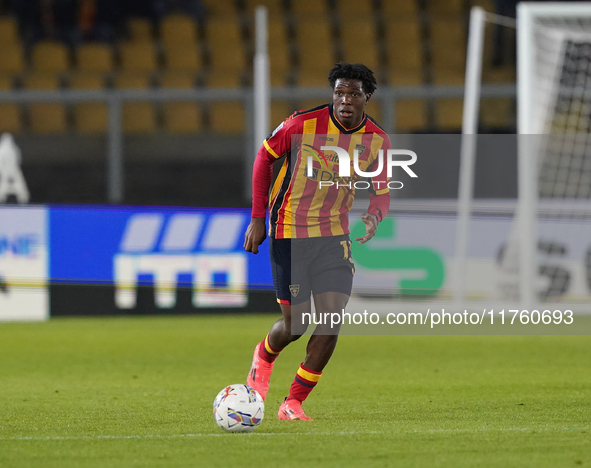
49, 206, 274, 312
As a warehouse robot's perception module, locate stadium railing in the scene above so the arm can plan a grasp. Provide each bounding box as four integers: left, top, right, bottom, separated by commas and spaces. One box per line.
0, 83, 515, 204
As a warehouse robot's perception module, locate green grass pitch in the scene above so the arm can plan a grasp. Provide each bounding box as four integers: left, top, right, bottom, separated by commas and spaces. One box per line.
1, 314, 590, 467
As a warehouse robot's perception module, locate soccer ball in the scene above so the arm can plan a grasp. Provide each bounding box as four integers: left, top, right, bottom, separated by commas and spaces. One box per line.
213, 384, 264, 432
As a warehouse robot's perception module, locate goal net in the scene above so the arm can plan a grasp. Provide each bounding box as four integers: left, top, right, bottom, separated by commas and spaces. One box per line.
457, 3, 591, 312
512, 3, 591, 311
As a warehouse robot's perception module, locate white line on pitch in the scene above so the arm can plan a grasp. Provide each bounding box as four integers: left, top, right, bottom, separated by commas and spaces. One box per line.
2, 426, 588, 442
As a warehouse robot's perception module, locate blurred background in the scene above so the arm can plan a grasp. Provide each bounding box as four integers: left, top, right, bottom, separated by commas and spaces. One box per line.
0, 0, 518, 207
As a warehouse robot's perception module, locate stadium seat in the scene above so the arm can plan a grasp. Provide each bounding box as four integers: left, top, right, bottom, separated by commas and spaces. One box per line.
69, 73, 108, 133
434, 98, 463, 130
340, 19, 379, 70
120, 41, 158, 73
0, 16, 19, 44
432, 69, 464, 85
470, 0, 495, 12
426, 0, 464, 14
299, 99, 330, 112
205, 73, 244, 133
0, 43, 25, 78
245, 0, 283, 16
480, 97, 515, 128
201, 0, 238, 17
206, 18, 246, 76
382, 0, 419, 17
387, 68, 423, 86
160, 72, 202, 133
127, 17, 153, 41
271, 100, 291, 129
76, 43, 114, 73
31, 41, 70, 74
290, 0, 328, 17
385, 20, 422, 71
267, 18, 290, 86
114, 72, 157, 133
295, 19, 335, 85
336, 0, 373, 22
365, 100, 381, 122
431, 18, 466, 73
160, 14, 198, 47
297, 73, 330, 87
164, 43, 201, 73
0, 75, 21, 133
395, 99, 427, 132
23, 73, 67, 133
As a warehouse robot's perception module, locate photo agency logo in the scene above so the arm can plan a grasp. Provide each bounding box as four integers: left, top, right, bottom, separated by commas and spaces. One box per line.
304, 145, 418, 190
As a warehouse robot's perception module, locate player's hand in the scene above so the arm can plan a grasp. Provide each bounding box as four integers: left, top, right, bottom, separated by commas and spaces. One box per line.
354, 213, 378, 245
244, 217, 267, 254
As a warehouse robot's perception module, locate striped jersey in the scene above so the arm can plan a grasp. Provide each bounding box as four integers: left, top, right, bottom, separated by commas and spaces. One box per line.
252, 103, 391, 239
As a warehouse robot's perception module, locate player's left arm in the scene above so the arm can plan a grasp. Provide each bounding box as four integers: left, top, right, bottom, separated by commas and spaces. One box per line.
355, 135, 391, 245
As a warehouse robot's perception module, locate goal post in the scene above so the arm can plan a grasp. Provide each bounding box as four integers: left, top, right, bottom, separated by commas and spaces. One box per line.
457, 2, 591, 312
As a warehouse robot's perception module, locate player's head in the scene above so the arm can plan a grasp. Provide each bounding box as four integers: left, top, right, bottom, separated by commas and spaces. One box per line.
328, 62, 377, 128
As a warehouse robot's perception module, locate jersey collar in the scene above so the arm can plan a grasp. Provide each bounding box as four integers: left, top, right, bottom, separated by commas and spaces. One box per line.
329, 103, 367, 134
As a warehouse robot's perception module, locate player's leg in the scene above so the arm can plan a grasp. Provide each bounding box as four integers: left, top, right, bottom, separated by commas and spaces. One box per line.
247, 300, 311, 397
247, 237, 310, 400
279, 235, 354, 420
278, 291, 349, 421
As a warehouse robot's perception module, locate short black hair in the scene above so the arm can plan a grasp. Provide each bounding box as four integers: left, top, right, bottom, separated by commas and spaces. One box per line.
328, 62, 377, 95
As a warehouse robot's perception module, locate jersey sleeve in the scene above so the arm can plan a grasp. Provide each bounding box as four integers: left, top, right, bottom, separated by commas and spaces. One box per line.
251, 115, 299, 218
367, 133, 391, 222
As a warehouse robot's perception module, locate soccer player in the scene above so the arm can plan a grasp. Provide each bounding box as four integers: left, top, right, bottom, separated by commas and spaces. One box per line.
243, 62, 390, 420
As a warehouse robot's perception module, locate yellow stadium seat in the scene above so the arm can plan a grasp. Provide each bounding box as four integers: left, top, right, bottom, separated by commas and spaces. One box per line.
297, 73, 330, 87
365, 100, 381, 122
268, 18, 290, 86
426, 0, 464, 14
396, 99, 427, 132
206, 73, 244, 133
480, 97, 515, 128
0, 16, 19, 44
470, 0, 495, 12
245, 0, 283, 16
299, 100, 330, 112
435, 98, 463, 130
76, 42, 114, 73
201, 0, 238, 16
385, 20, 422, 70
432, 68, 464, 85
295, 19, 334, 84
270, 100, 291, 129
206, 18, 246, 74
127, 17, 153, 41
115, 72, 156, 133
31, 41, 70, 74
161, 14, 198, 47
340, 19, 379, 70
160, 72, 202, 133
431, 18, 466, 72
387, 68, 423, 86
291, 0, 328, 17
70, 73, 108, 133
120, 41, 157, 73
0, 75, 21, 133
481, 66, 515, 84
23, 73, 67, 133
164, 43, 201, 72
382, 0, 418, 17
337, 0, 373, 22
0, 43, 24, 77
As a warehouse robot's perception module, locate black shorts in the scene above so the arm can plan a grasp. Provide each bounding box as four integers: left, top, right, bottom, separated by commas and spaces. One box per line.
269, 234, 355, 305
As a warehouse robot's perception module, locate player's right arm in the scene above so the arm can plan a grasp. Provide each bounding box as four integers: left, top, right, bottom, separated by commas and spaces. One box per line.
244, 116, 296, 254
244, 145, 274, 254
